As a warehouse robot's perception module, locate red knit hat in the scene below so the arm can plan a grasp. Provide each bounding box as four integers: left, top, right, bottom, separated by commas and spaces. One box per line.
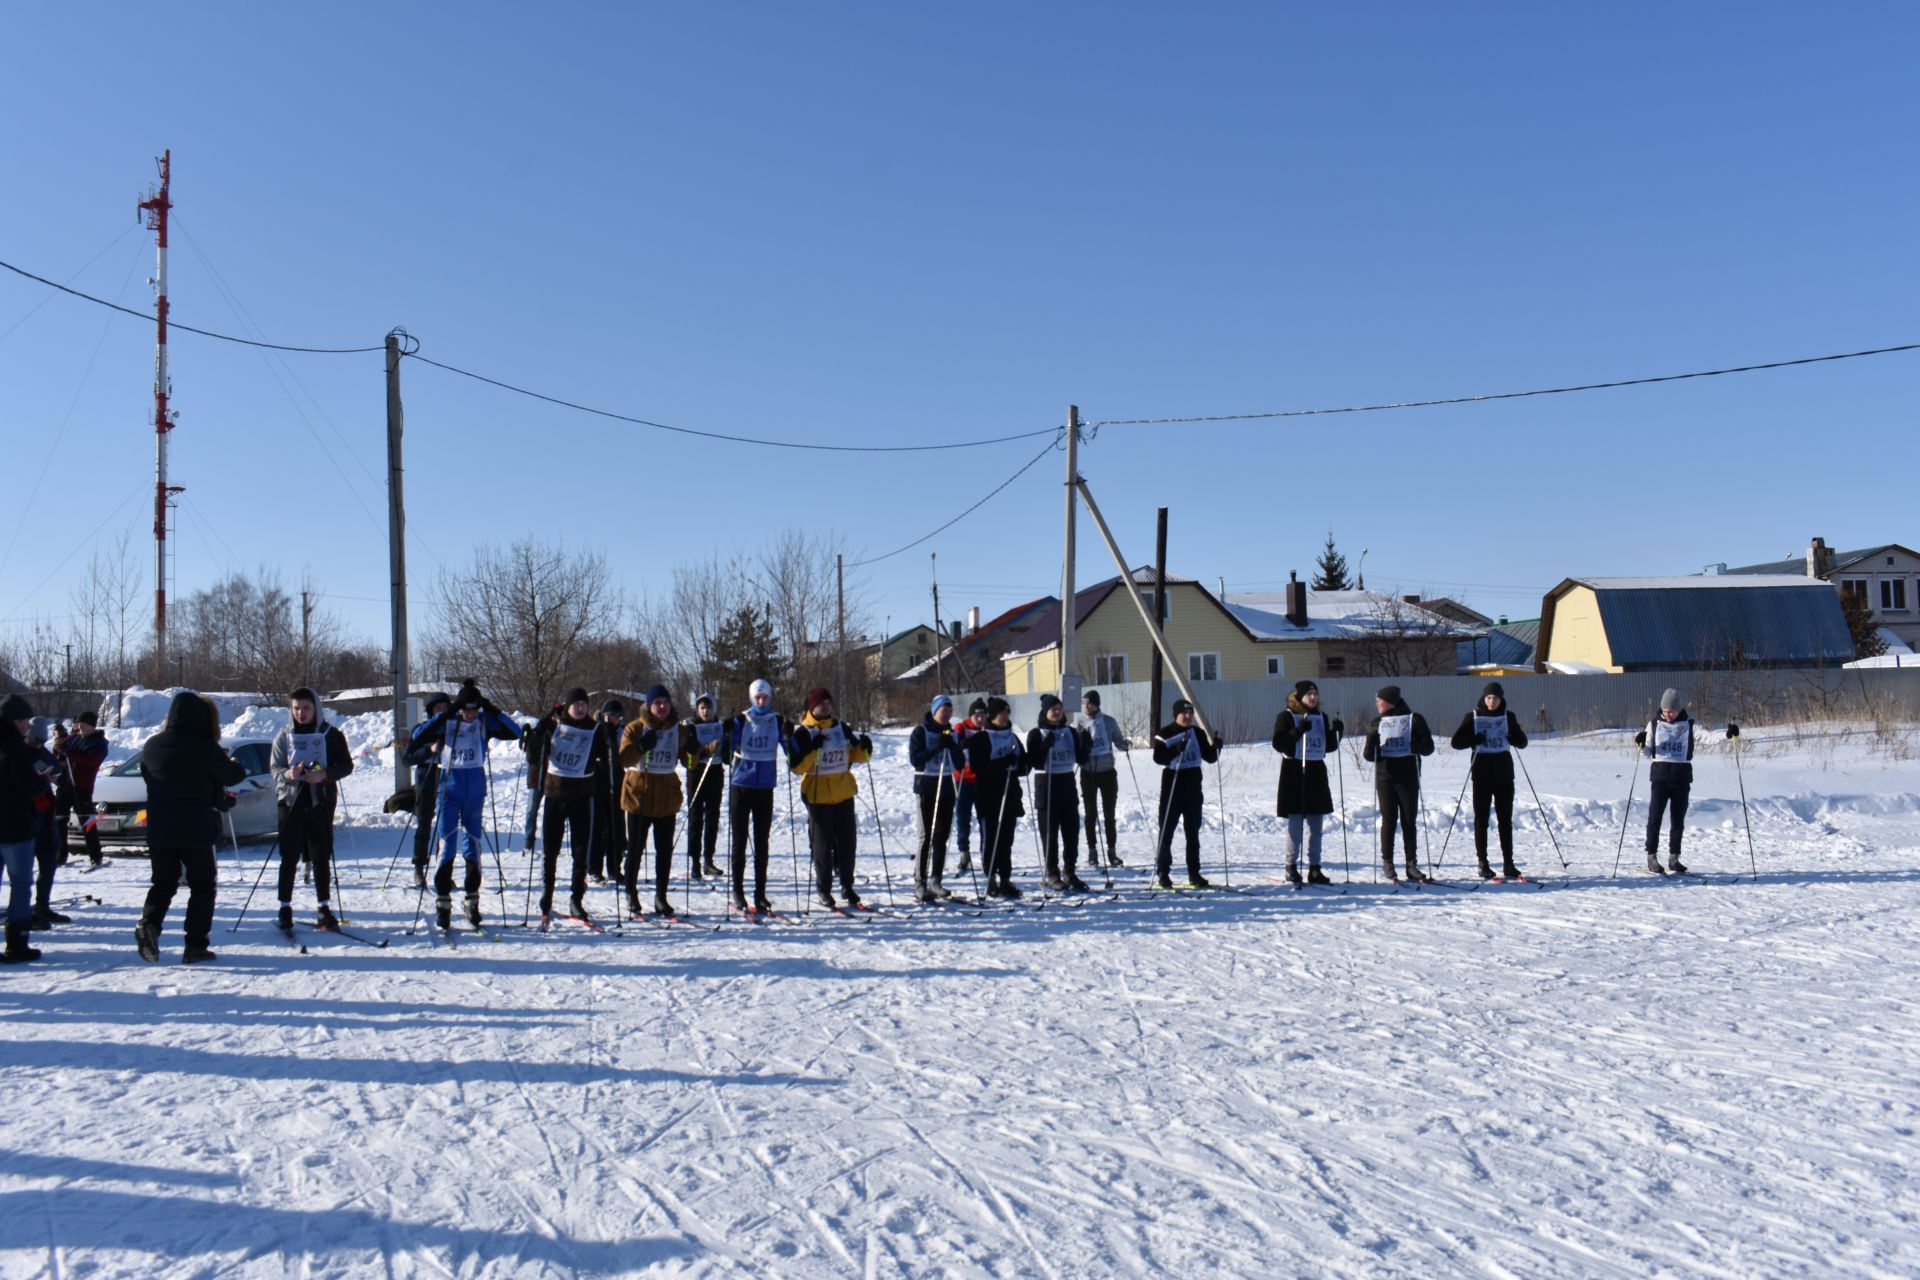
804, 687, 833, 713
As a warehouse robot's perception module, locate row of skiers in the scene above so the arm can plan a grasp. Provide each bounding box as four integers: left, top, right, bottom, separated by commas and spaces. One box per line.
0, 696, 112, 963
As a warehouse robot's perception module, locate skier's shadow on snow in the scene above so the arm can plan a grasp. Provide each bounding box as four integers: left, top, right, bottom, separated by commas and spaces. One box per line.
0, 990, 580, 1031
0, 1148, 240, 1189
1, 1038, 841, 1090
0, 1186, 692, 1272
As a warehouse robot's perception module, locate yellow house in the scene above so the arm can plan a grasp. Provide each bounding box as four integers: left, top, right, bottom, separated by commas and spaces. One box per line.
1000, 569, 1316, 694
1535, 575, 1855, 673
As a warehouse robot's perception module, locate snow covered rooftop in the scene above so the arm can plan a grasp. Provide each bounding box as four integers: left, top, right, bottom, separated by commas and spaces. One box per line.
1571, 575, 1830, 591
1223, 589, 1483, 641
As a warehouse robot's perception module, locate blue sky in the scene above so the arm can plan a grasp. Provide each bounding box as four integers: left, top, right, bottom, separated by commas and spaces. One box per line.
3, 2, 1914, 656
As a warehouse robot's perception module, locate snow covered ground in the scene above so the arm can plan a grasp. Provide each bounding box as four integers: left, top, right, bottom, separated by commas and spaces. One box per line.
3, 712, 1917, 1278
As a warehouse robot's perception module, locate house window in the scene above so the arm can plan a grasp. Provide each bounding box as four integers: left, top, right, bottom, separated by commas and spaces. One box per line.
1024, 658, 1035, 692
1187, 652, 1220, 682
1266, 655, 1284, 678
1840, 579, 1868, 604
1884, 580, 1909, 612
1138, 591, 1171, 623
1094, 654, 1128, 685
1325, 656, 1346, 673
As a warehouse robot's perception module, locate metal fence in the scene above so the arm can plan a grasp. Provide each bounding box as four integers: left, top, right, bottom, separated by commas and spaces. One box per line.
954, 667, 1920, 743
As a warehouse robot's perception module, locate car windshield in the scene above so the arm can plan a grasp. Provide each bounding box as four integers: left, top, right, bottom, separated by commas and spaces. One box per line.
109, 755, 143, 777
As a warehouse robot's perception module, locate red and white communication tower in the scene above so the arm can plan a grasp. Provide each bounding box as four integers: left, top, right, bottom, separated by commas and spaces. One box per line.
138, 150, 183, 679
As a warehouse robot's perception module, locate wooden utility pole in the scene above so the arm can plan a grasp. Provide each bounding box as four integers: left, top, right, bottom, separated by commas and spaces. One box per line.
836, 553, 847, 702
1150, 506, 1168, 726
1060, 405, 1082, 708
930, 553, 945, 691
385, 331, 411, 793
300, 587, 314, 688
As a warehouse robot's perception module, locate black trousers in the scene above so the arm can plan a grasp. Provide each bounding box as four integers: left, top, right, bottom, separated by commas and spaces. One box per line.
540, 793, 591, 908
141, 845, 218, 949
975, 787, 1020, 885
433, 853, 482, 896
806, 799, 858, 894
1080, 769, 1118, 860
729, 788, 774, 897
916, 787, 954, 884
1155, 773, 1204, 877
1472, 774, 1515, 859
590, 778, 622, 879
624, 813, 677, 895
411, 765, 439, 867
33, 812, 58, 911
1377, 777, 1419, 860
1036, 775, 1080, 875
687, 765, 724, 860
277, 802, 335, 902
1646, 779, 1690, 857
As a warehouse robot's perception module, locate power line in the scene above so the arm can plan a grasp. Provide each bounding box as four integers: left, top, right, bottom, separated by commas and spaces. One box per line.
0, 256, 384, 353
0, 226, 136, 346
1089, 343, 1920, 427
0, 481, 147, 626
850, 432, 1063, 567
402, 350, 1063, 454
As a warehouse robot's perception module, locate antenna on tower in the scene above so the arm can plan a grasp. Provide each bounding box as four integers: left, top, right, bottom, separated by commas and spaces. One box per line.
138, 149, 183, 683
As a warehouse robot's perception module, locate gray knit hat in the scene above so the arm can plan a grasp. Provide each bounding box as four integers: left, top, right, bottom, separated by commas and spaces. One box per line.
1660, 688, 1682, 712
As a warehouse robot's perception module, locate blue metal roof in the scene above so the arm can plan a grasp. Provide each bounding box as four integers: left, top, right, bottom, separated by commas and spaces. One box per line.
1590, 584, 1853, 668
1457, 624, 1537, 670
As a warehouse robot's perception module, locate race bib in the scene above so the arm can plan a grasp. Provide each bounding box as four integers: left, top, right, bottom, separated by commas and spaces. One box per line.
1474, 715, 1509, 754
692, 721, 726, 752
1045, 728, 1078, 774
1086, 716, 1113, 759
644, 724, 681, 775
988, 728, 1021, 761
815, 726, 850, 776
737, 713, 780, 761
1170, 730, 1202, 770
1294, 714, 1326, 763
287, 732, 328, 770
447, 720, 486, 770
1653, 719, 1689, 764
1377, 715, 1413, 759
548, 724, 595, 778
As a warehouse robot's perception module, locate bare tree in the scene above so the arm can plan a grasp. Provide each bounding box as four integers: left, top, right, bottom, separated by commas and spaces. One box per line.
65, 531, 145, 689
428, 537, 623, 712
1337, 592, 1461, 677
661, 552, 756, 698
752, 527, 872, 712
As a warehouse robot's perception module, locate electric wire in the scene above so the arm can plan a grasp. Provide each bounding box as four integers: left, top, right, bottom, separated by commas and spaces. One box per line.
0, 227, 136, 346
849, 431, 1063, 567
401, 350, 1063, 454
0, 481, 147, 626
1088, 343, 1920, 427
0, 256, 384, 353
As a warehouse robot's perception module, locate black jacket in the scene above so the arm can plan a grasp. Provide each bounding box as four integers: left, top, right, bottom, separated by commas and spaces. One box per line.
1151, 722, 1221, 770
143, 693, 249, 849
1448, 705, 1528, 782
1024, 721, 1090, 790
907, 713, 967, 796
1362, 701, 1434, 785
965, 725, 1027, 818
0, 723, 46, 845
528, 712, 612, 802
1271, 701, 1342, 817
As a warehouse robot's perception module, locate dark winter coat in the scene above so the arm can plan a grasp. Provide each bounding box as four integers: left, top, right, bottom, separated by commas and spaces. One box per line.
269, 719, 355, 808
1150, 722, 1221, 770
965, 724, 1027, 819
527, 711, 612, 802
1024, 722, 1090, 777
1362, 698, 1434, 785
1449, 698, 1527, 783
0, 721, 45, 845
58, 728, 109, 796
142, 692, 249, 849
907, 713, 967, 796
1271, 695, 1342, 817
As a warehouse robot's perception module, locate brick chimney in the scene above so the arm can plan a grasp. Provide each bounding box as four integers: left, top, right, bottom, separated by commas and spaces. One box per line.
1807, 536, 1832, 579
1285, 571, 1308, 628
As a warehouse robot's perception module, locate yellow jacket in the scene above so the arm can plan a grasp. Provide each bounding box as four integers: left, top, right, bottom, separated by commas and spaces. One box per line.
790, 711, 870, 806
618, 708, 692, 817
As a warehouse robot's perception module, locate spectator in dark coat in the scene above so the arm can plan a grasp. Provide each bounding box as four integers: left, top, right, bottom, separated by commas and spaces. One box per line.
136, 691, 248, 964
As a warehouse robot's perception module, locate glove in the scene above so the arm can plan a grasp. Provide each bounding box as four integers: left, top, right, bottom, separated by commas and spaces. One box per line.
939, 725, 951, 736
216, 792, 239, 812
1633, 730, 1646, 747
1473, 731, 1487, 746
639, 728, 659, 751
1332, 719, 1344, 735
856, 734, 873, 754
1726, 723, 1739, 738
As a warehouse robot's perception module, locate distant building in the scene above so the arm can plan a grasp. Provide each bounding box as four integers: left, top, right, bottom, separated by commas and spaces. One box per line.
1719, 536, 1920, 651
853, 625, 944, 682
1224, 581, 1482, 678
896, 596, 1056, 694
1459, 619, 1540, 675
1535, 576, 1854, 673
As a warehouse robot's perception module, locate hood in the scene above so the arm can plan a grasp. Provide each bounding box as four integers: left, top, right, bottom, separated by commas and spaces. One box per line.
636, 705, 676, 732
163, 691, 219, 739
801, 710, 837, 732
1285, 692, 1316, 716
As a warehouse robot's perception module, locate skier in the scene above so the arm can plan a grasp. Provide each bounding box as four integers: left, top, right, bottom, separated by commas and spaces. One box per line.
517, 695, 550, 853
1271, 680, 1343, 886
269, 687, 356, 931
134, 692, 248, 964
24, 719, 63, 930
1026, 693, 1091, 892
402, 690, 452, 888
0, 694, 49, 963
725, 679, 787, 913
55, 711, 109, 871
906, 694, 966, 902
590, 698, 626, 883
1362, 685, 1435, 883
419, 680, 521, 929
618, 684, 693, 917
964, 696, 1027, 898
789, 687, 873, 909
1151, 698, 1223, 890
950, 697, 988, 873
527, 687, 609, 926
684, 693, 727, 879
47, 719, 73, 866
1449, 681, 1530, 880
1633, 688, 1738, 876
1076, 688, 1130, 868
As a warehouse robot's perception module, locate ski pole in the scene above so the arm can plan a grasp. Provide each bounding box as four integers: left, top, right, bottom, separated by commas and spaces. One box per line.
410, 724, 456, 934
230, 836, 280, 932
1515, 750, 1569, 870
1122, 747, 1149, 839
951, 767, 984, 902
525, 733, 551, 927
860, 757, 898, 908
990, 758, 1016, 894
1610, 742, 1642, 879
1087, 769, 1113, 892
380, 809, 416, 892
1732, 731, 1758, 880
1335, 736, 1351, 885
786, 759, 806, 915
484, 753, 512, 924
1213, 742, 1231, 889
1434, 755, 1472, 875
332, 784, 353, 923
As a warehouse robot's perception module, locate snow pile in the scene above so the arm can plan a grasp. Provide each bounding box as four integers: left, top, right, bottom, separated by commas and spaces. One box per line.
108, 686, 268, 730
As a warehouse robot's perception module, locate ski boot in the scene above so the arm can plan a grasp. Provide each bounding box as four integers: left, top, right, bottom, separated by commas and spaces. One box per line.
1065, 871, 1091, 892
653, 893, 677, 919
1477, 856, 1497, 881
753, 891, 774, 914
411, 863, 428, 890
1502, 859, 1522, 880
841, 888, 863, 910
703, 857, 722, 878
627, 884, 645, 917
1646, 851, 1667, 876
816, 889, 837, 911
1405, 861, 1432, 885
1187, 872, 1212, 889
1106, 851, 1124, 868
1153, 872, 1175, 891
914, 881, 940, 905
315, 904, 340, 932
569, 894, 592, 923
1285, 864, 1304, 887
953, 851, 973, 874
732, 890, 751, 912
133, 922, 158, 964
464, 893, 483, 928
435, 895, 453, 929
1307, 866, 1331, 885
931, 878, 954, 900
1043, 869, 1066, 892
276, 905, 295, 930
1668, 855, 1688, 875
1382, 858, 1400, 883
182, 945, 217, 965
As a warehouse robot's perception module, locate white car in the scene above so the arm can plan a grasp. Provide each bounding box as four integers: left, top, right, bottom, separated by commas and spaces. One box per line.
81, 737, 279, 847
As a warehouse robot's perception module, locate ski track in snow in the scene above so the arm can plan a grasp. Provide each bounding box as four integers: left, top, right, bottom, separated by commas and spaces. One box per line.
2, 720, 1918, 1277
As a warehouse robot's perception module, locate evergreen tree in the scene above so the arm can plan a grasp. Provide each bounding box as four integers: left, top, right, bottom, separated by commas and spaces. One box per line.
1839, 589, 1886, 660
706, 604, 785, 702
1311, 530, 1351, 592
